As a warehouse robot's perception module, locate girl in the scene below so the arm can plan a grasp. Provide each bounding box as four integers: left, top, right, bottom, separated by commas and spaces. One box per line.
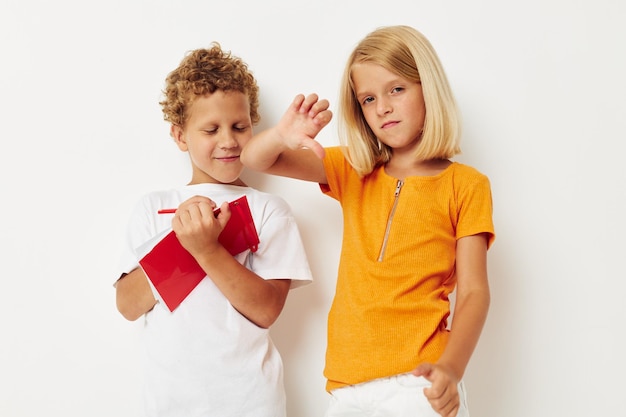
241, 25, 495, 417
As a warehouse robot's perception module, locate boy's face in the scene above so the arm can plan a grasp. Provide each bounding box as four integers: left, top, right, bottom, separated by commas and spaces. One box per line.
172, 90, 252, 185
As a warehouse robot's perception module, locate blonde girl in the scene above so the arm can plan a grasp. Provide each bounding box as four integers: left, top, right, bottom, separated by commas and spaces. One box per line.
242, 25, 495, 417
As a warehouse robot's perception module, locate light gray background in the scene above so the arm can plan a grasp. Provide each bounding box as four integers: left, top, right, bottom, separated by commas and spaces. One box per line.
1, 1, 624, 416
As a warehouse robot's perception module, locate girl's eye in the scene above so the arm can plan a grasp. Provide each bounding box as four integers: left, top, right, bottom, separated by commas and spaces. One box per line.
234, 125, 249, 132
391, 87, 404, 94
362, 96, 374, 105
204, 129, 218, 135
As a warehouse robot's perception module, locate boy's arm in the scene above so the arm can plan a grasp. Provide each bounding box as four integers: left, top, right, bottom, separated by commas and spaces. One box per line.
413, 233, 491, 417
115, 268, 157, 321
194, 248, 292, 329
173, 197, 292, 329
241, 94, 332, 184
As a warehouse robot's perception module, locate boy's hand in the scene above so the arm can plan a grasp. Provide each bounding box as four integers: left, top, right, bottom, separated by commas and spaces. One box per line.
275, 93, 332, 159
412, 363, 461, 417
172, 196, 231, 259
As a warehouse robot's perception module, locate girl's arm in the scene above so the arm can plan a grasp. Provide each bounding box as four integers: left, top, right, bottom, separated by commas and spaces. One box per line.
438, 232, 491, 378
173, 196, 291, 329
413, 232, 491, 417
241, 94, 332, 184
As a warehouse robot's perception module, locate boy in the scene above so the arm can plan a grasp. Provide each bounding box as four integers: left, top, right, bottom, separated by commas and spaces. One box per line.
115, 44, 317, 417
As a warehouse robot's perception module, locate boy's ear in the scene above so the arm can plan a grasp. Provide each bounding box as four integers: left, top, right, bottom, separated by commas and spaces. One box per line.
170, 124, 188, 151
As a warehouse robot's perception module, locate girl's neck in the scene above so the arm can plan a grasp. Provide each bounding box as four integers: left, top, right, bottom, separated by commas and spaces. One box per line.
384, 158, 452, 179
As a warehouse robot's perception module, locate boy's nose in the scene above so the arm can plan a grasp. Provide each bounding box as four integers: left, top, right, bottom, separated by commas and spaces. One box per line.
217, 132, 238, 148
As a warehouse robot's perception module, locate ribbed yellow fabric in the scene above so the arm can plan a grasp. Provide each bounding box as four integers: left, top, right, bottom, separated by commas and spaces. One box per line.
321, 147, 495, 391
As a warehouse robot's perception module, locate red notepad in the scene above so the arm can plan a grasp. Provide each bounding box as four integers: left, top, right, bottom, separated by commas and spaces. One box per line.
138, 195, 259, 312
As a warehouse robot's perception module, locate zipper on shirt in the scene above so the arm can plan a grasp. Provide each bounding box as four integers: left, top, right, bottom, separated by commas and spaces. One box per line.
377, 179, 404, 262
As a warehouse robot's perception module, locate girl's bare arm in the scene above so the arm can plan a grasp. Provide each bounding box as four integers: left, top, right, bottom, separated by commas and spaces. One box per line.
242, 94, 332, 184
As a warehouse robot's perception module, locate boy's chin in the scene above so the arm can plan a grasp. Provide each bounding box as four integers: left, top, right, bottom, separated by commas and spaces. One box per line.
192, 167, 245, 185
215, 173, 246, 186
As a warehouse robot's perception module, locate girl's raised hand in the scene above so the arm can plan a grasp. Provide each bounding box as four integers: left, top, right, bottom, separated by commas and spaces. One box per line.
275, 93, 332, 159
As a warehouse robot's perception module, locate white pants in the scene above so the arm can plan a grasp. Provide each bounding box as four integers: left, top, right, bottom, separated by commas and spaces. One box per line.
324, 373, 470, 417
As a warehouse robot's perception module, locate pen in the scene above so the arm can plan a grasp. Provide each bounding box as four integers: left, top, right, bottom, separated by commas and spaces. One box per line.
158, 206, 228, 216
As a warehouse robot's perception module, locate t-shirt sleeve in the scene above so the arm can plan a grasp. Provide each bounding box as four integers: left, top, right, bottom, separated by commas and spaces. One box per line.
114, 196, 170, 307
319, 146, 346, 200
247, 196, 313, 289
456, 171, 496, 248
116, 197, 158, 281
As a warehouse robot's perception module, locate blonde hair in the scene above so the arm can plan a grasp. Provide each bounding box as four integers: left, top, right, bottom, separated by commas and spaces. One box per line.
338, 25, 461, 176
160, 43, 260, 128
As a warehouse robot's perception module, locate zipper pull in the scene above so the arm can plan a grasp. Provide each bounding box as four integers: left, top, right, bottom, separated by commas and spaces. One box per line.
395, 179, 404, 196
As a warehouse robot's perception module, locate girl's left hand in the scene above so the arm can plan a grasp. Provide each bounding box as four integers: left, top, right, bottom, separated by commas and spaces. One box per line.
412, 362, 460, 417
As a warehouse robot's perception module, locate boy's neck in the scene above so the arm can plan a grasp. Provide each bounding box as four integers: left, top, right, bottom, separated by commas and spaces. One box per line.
187, 178, 248, 187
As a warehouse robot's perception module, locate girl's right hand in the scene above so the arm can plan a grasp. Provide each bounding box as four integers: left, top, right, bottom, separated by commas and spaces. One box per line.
274, 93, 332, 160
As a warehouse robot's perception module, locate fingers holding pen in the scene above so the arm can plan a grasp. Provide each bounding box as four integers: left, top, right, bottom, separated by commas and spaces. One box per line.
174, 196, 216, 225
172, 196, 229, 257
177, 195, 218, 211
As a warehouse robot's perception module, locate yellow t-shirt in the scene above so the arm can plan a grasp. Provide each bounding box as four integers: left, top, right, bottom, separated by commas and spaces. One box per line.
321, 147, 495, 391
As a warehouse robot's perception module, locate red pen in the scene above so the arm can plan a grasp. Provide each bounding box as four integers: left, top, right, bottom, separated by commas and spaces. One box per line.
158, 205, 229, 216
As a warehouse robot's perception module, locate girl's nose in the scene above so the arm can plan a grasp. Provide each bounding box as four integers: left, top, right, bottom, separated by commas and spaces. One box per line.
377, 98, 392, 115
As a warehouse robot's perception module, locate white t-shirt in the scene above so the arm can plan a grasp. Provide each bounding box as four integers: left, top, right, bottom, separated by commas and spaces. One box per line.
118, 183, 312, 417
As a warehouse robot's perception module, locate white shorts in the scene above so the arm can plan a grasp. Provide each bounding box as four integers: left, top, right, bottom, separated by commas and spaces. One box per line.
324, 373, 470, 417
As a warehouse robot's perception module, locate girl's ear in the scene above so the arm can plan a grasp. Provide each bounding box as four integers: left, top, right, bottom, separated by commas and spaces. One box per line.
170, 124, 188, 151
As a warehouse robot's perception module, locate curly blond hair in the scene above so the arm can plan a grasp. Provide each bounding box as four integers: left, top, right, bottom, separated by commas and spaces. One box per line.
160, 43, 260, 127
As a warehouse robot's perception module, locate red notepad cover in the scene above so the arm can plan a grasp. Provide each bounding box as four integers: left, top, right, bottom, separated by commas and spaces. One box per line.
138, 195, 259, 312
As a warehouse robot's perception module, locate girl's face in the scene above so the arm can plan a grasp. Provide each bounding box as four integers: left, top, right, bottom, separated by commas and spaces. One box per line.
171, 90, 252, 185
351, 62, 425, 156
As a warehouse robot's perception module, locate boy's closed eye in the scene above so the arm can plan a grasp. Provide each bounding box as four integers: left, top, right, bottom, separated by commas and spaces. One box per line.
233, 124, 250, 132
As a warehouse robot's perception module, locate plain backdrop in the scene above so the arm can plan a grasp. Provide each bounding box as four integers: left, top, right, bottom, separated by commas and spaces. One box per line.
1, 1, 624, 416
